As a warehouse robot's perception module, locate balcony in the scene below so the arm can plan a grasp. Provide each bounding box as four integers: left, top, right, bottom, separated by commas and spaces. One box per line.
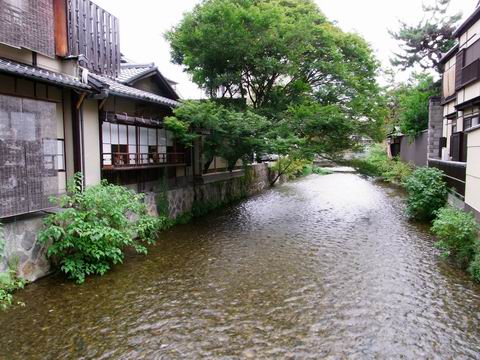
102, 152, 186, 171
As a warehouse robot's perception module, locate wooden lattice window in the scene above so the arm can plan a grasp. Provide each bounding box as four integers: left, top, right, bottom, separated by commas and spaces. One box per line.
0, 94, 59, 218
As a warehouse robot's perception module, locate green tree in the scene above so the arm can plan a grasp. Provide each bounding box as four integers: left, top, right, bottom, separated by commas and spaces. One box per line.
167, 0, 385, 168
386, 73, 438, 138
390, 0, 461, 73
165, 101, 269, 172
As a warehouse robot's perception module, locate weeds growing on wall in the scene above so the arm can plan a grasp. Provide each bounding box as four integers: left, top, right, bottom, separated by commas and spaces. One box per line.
39, 174, 167, 284
0, 223, 26, 310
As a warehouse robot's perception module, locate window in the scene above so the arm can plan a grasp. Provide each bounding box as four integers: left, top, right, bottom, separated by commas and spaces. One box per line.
464, 116, 479, 131
0, 94, 58, 218
102, 122, 169, 168
42, 139, 65, 171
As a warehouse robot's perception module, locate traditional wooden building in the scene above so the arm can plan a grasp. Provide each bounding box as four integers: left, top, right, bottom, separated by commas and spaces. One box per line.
0, 0, 191, 279
433, 3, 480, 219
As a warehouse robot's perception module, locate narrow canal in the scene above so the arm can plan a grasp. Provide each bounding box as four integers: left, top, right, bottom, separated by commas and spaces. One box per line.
1, 173, 480, 359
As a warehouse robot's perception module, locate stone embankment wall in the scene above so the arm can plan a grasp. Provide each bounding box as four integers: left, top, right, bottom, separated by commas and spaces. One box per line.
1, 214, 50, 282
1, 164, 275, 282
146, 163, 274, 219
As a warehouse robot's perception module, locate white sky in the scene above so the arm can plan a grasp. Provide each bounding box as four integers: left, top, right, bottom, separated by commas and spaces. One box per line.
93, 0, 477, 99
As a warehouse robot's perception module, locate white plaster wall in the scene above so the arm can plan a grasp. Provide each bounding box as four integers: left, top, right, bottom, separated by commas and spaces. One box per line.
82, 99, 101, 186
0, 43, 78, 76
466, 128, 480, 213
457, 83, 480, 105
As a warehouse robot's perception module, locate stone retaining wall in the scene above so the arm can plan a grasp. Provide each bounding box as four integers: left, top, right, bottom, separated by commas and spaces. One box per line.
0, 214, 50, 281
146, 163, 274, 219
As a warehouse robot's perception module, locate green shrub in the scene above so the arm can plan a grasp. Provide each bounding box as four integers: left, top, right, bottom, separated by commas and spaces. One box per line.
432, 207, 479, 266
39, 174, 166, 284
404, 167, 448, 221
468, 248, 480, 282
348, 144, 412, 183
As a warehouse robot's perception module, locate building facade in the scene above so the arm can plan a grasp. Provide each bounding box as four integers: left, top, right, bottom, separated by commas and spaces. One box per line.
0, 0, 195, 279
433, 5, 480, 220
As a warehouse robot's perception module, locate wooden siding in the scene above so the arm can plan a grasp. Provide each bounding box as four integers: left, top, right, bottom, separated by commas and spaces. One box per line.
0, 0, 55, 57
66, 0, 120, 76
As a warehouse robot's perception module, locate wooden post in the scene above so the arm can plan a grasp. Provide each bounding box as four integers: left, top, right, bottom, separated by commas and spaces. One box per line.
54, 0, 69, 56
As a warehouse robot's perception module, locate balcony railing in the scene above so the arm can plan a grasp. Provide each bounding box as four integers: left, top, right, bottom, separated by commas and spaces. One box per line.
428, 159, 466, 197
102, 152, 186, 170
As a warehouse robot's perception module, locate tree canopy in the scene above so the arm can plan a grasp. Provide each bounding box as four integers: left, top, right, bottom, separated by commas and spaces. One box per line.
165, 101, 269, 172
385, 73, 438, 138
389, 0, 461, 73
166, 0, 385, 167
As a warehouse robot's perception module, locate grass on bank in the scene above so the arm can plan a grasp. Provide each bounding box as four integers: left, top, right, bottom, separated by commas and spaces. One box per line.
347, 144, 413, 184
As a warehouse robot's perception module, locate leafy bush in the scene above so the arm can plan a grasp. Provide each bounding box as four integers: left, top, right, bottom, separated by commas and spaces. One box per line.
404, 167, 448, 221
348, 144, 413, 183
468, 247, 480, 282
432, 207, 479, 266
39, 174, 166, 283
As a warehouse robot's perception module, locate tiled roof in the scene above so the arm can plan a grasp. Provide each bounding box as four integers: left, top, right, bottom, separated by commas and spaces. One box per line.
90, 73, 179, 107
0, 58, 91, 90
117, 63, 156, 84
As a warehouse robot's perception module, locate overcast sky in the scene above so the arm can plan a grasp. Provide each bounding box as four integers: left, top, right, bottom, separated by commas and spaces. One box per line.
93, 0, 477, 99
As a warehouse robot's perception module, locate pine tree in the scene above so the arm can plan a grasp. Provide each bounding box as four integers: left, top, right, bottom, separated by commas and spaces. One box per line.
390, 0, 462, 74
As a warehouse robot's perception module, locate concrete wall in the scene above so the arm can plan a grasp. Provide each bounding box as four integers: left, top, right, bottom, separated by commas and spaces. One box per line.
465, 127, 480, 220
399, 131, 428, 167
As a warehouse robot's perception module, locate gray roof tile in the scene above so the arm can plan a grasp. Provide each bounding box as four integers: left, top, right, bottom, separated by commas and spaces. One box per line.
0, 58, 91, 90
90, 73, 179, 108
117, 63, 155, 84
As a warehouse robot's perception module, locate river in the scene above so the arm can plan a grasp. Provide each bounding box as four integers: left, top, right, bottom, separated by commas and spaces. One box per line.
1, 173, 480, 359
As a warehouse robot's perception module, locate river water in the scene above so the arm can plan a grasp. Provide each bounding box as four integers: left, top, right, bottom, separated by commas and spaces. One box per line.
1, 173, 480, 359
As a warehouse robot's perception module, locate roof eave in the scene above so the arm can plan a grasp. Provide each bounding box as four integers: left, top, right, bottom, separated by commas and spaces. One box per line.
108, 90, 178, 108
0, 68, 92, 92
439, 43, 459, 65
453, 7, 480, 38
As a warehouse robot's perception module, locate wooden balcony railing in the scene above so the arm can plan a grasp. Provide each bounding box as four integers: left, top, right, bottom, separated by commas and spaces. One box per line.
102, 152, 186, 170
428, 159, 466, 197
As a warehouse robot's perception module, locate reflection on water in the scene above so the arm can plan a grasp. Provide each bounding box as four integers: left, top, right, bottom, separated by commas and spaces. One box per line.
1, 174, 480, 359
